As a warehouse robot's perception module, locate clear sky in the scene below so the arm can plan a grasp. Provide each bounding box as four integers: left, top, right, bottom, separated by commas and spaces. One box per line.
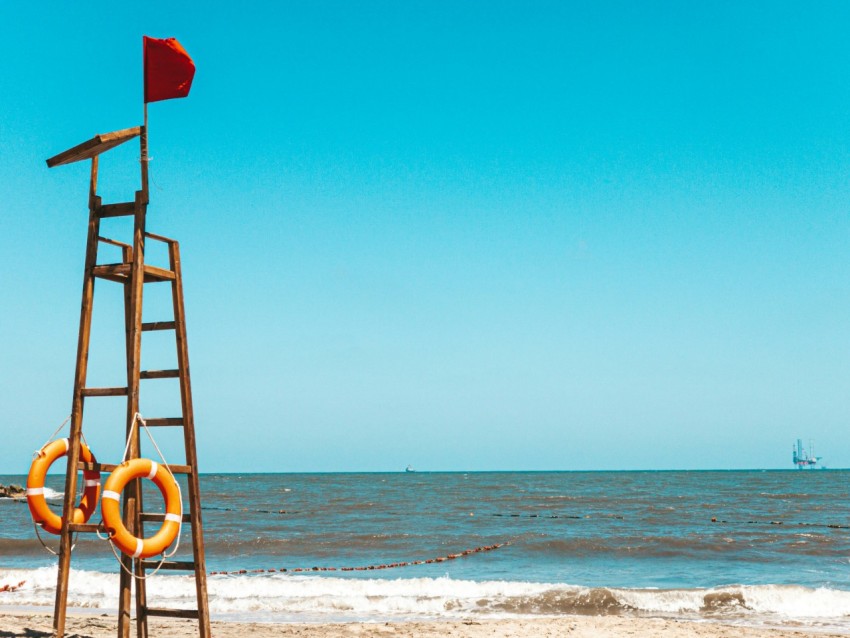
1, 1, 849, 473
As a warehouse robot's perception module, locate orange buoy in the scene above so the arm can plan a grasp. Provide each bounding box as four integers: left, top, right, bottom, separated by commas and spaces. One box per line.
27, 438, 101, 535
101, 458, 181, 559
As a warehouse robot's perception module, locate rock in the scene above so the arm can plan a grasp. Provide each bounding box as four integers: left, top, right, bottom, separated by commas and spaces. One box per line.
0, 483, 25, 499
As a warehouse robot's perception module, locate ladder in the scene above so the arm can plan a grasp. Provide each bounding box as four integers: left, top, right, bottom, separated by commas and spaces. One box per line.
47, 127, 210, 638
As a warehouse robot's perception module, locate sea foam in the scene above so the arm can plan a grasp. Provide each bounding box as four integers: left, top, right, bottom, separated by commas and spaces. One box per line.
3, 567, 850, 628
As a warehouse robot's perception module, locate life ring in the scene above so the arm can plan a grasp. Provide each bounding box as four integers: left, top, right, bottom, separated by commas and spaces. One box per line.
101, 458, 182, 559
27, 438, 101, 535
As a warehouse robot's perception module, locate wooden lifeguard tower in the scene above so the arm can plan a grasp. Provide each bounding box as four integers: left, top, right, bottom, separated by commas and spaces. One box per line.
46, 122, 210, 637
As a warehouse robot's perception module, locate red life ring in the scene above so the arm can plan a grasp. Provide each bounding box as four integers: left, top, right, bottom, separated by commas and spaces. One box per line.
101, 458, 182, 559
27, 438, 101, 535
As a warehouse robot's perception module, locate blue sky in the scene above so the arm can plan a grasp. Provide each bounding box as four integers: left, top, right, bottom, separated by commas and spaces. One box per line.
1, 1, 849, 472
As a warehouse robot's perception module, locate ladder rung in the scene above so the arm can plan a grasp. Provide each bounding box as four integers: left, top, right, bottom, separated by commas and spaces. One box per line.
98, 202, 136, 218
140, 369, 180, 380
140, 512, 191, 523
144, 417, 184, 427
143, 607, 199, 619
165, 464, 192, 475
92, 264, 177, 283
142, 321, 176, 331
78, 462, 119, 472
141, 559, 195, 571
143, 265, 176, 282
77, 461, 192, 474
81, 387, 129, 397
68, 522, 106, 533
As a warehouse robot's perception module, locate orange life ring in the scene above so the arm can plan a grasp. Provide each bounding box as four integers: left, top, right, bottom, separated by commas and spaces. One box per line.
101, 458, 182, 559
27, 438, 101, 535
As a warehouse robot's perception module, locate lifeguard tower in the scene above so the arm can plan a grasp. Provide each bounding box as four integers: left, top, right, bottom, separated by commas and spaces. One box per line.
45, 120, 210, 637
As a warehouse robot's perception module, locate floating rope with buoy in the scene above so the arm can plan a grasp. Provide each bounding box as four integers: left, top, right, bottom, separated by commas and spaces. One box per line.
208, 542, 511, 576
0, 580, 26, 593
710, 517, 849, 529
200, 506, 625, 520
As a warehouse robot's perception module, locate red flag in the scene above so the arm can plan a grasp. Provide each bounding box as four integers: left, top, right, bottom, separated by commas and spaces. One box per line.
144, 36, 195, 103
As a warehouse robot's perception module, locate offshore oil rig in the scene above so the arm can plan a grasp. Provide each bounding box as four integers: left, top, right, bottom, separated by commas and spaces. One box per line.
792, 439, 822, 469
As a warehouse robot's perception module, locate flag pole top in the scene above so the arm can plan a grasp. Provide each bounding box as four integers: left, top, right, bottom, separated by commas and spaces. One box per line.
46, 126, 141, 168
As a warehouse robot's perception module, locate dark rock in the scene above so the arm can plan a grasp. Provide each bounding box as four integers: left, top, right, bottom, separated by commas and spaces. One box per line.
0, 483, 26, 499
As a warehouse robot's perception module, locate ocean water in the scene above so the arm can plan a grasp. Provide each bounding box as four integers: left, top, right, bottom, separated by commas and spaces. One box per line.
2, 470, 850, 630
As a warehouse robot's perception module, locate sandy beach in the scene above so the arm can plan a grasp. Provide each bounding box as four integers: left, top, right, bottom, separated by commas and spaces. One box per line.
0, 611, 844, 638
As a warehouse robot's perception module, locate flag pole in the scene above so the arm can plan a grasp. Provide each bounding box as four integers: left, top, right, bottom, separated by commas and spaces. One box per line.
141, 97, 149, 198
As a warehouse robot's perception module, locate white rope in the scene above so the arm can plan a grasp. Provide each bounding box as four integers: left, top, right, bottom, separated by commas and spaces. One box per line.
32, 523, 77, 556
31, 414, 78, 556
101, 412, 183, 575
120, 415, 137, 463
106, 536, 169, 581
136, 413, 183, 559
33, 415, 71, 457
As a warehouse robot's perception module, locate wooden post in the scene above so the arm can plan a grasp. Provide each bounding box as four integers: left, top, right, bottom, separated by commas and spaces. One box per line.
170, 240, 211, 638
117, 186, 147, 638
53, 156, 101, 637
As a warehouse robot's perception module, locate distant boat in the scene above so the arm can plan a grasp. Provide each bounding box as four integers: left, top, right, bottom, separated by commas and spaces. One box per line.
792, 439, 822, 469
405, 465, 415, 473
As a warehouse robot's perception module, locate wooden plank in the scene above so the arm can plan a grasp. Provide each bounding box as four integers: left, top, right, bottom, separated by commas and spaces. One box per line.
164, 464, 192, 475
143, 607, 199, 620
143, 264, 176, 282
143, 417, 184, 426
98, 202, 136, 218
81, 387, 128, 397
140, 560, 195, 571
97, 236, 132, 250
77, 461, 190, 474
142, 321, 176, 331
92, 263, 131, 283
46, 127, 141, 168
77, 462, 120, 472
68, 522, 106, 533
140, 513, 191, 523
144, 231, 176, 244
140, 369, 180, 379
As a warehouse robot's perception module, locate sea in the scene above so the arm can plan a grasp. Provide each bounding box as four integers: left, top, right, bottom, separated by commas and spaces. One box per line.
2, 470, 850, 631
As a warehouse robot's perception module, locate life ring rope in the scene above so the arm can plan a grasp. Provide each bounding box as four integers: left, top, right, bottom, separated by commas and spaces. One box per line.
32, 415, 71, 459
27, 431, 101, 539
99, 413, 183, 576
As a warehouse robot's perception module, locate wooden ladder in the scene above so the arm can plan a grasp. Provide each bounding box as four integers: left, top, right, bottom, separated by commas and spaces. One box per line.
48, 128, 210, 638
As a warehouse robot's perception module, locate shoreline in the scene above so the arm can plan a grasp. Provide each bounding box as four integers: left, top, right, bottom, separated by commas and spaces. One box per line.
0, 610, 846, 638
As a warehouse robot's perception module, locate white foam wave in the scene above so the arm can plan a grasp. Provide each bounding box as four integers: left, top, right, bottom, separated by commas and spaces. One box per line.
614, 584, 850, 618
42, 488, 64, 500
1, 488, 63, 501
3, 568, 850, 627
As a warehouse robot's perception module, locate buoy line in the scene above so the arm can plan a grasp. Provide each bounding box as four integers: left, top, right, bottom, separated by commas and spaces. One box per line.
0, 580, 26, 593
200, 506, 624, 520
208, 542, 511, 576
202, 505, 296, 514
710, 517, 849, 529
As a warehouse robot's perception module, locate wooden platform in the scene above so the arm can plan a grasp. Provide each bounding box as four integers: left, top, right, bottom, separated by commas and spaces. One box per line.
46, 127, 141, 168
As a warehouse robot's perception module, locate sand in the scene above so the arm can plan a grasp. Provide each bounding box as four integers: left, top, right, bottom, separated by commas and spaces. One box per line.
0, 611, 843, 638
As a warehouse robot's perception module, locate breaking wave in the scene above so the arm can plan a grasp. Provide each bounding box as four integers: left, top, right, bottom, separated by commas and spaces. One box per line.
3, 567, 850, 628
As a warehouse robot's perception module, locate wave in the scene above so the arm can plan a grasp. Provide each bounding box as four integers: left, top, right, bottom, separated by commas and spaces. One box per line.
2, 567, 850, 628
1, 487, 62, 501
